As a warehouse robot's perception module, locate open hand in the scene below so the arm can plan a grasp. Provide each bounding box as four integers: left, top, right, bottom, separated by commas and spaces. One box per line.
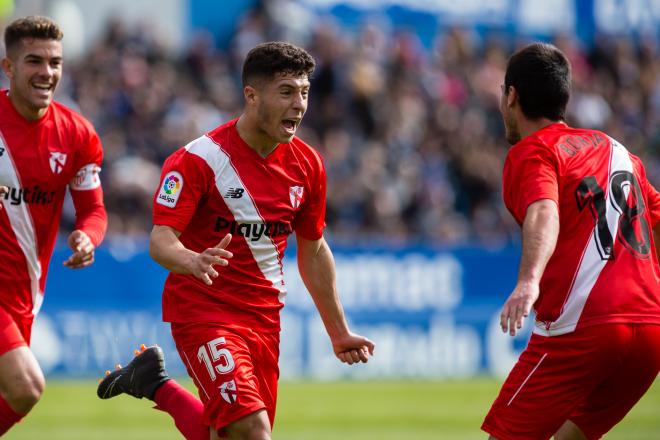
500, 280, 539, 336
0, 186, 7, 210
191, 234, 233, 285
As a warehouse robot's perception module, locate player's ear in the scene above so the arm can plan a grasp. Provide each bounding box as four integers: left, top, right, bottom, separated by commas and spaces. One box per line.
1, 57, 14, 80
506, 86, 518, 108
244, 85, 257, 105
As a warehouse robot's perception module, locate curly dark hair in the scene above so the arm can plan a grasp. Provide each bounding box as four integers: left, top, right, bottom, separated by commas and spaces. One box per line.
4, 16, 63, 55
242, 41, 315, 87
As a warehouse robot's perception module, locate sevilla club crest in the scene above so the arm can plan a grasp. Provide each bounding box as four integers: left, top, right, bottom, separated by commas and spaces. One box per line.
220, 380, 237, 404
49, 152, 67, 174
289, 186, 304, 209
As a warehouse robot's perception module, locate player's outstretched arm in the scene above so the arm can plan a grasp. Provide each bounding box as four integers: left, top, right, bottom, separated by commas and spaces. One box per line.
0, 186, 7, 210
296, 235, 375, 365
149, 225, 233, 285
500, 199, 559, 336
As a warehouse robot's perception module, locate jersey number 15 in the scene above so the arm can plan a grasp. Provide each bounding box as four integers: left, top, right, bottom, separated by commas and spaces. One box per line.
198, 337, 236, 381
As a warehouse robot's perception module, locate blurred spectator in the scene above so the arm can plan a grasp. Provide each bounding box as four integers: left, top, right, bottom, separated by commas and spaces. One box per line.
11, 6, 660, 247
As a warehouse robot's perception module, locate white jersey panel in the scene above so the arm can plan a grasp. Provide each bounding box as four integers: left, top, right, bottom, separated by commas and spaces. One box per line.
186, 136, 287, 302
0, 132, 44, 314
534, 137, 633, 336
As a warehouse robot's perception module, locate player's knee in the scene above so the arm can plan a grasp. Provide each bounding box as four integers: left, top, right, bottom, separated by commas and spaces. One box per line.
232, 427, 271, 440
225, 411, 271, 440
555, 420, 588, 440
5, 371, 45, 413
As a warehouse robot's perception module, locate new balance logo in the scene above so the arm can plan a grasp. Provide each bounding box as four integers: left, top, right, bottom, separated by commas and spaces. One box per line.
224, 188, 244, 199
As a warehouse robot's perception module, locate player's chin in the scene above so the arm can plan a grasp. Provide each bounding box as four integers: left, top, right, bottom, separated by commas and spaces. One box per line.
277, 125, 297, 143
29, 97, 52, 113
276, 133, 295, 144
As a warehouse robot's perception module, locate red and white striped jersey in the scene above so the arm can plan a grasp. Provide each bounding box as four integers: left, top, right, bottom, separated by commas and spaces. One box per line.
0, 90, 105, 320
153, 119, 326, 332
503, 122, 660, 336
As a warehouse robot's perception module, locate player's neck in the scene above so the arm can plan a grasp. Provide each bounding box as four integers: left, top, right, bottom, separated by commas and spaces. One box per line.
519, 117, 562, 140
236, 115, 278, 158
7, 90, 48, 122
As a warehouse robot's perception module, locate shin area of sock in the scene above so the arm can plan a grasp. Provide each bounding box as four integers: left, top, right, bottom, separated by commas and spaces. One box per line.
154, 379, 209, 440
0, 395, 24, 435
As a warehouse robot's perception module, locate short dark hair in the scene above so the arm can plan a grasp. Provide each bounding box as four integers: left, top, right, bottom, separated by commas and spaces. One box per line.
4, 16, 63, 55
504, 42, 571, 121
242, 42, 315, 87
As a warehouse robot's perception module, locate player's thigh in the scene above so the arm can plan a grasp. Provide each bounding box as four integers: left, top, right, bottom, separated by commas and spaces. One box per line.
250, 331, 280, 428
555, 420, 588, 440
568, 324, 660, 439
0, 307, 42, 396
172, 323, 270, 434
482, 326, 629, 440
0, 346, 44, 396
0, 305, 30, 356
223, 408, 271, 440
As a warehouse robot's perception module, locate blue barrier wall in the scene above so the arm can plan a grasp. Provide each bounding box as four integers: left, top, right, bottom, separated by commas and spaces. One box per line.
34, 242, 531, 379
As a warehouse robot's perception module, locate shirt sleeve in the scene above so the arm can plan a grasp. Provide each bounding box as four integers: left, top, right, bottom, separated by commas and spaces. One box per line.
503, 141, 559, 225
69, 120, 107, 246
292, 151, 327, 240
152, 148, 212, 233
69, 127, 103, 191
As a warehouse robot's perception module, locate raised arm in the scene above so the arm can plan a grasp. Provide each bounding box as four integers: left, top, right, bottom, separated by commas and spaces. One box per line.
500, 199, 559, 336
149, 224, 233, 285
296, 234, 374, 364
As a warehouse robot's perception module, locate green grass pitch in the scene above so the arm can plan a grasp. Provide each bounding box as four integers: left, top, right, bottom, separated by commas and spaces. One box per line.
6, 378, 659, 439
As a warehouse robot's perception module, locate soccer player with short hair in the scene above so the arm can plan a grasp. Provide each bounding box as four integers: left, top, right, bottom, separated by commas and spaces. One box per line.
98, 41, 374, 440
0, 15, 107, 435
482, 42, 660, 440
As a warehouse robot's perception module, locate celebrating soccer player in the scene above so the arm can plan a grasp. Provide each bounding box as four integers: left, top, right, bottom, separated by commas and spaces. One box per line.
98, 42, 375, 440
0, 16, 107, 435
482, 42, 660, 439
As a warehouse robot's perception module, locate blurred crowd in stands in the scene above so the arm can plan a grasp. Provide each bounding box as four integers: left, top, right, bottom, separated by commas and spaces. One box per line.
4, 2, 660, 247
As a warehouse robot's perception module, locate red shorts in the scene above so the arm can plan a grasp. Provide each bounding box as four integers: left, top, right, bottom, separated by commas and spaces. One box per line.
482, 323, 660, 440
171, 322, 280, 434
0, 306, 31, 356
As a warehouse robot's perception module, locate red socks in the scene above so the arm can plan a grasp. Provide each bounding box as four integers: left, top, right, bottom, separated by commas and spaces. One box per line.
154, 379, 209, 440
0, 381, 207, 438
0, 395, 24, 435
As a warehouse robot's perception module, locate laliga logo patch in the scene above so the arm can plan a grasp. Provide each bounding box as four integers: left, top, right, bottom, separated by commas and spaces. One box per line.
163, 174, 181, 195
220, 380, 237, 404
49, 152, 67, 174
157, 171, 183, 208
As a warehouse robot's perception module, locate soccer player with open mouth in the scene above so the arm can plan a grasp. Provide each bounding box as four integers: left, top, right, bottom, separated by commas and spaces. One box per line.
98, 41, 374, 440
